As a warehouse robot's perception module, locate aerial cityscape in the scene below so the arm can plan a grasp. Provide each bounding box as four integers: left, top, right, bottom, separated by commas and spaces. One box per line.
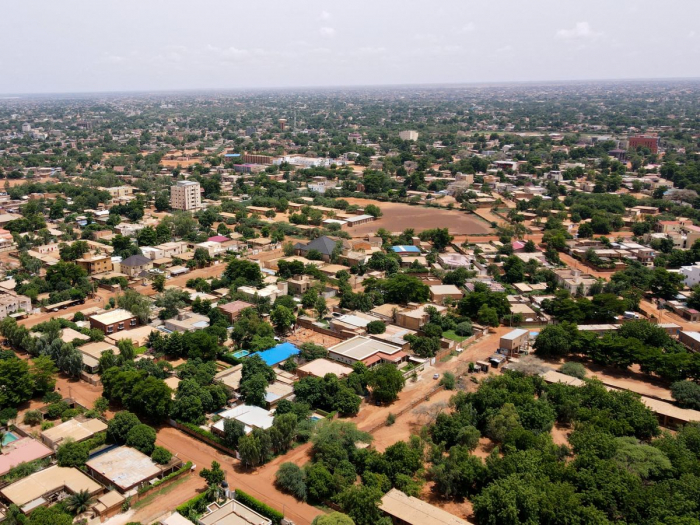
2, 2, 700, 525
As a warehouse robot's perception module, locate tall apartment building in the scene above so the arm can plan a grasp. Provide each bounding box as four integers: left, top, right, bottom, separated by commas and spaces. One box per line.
170, 180, 201, 211
242, 154, 273, 165
399, 130, 419, 141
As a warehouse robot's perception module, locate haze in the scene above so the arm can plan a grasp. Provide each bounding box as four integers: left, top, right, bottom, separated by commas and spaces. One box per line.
1, 0, 698, 94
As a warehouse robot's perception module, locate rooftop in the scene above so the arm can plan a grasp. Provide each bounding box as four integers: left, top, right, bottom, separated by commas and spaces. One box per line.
90, 308, 135, 325
379, 488, 472, 525
254, 342, 300, 366
298, 358, 353, 378
1, 465, 101, 509
86, 446, 160, 491
328, 336, 402, 361
0, 437, 53, 476
41, 417, 108, 447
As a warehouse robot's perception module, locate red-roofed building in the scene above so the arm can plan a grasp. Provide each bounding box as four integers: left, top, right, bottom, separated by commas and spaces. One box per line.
218, 300, 255, 322
208, 235, 230, 243
0, 437, 53, 476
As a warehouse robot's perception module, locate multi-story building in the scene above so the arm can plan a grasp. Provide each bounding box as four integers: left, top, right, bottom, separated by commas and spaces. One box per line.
0, 291, 32, 320
89, 309, 139, 335
75, 253, 113, 275
399, 130, 419, 141
170, 180, 201, 211
629, 135, 660, 154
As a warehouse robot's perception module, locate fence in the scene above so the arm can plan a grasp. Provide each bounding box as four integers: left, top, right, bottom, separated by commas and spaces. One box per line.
169, 420, 238, 457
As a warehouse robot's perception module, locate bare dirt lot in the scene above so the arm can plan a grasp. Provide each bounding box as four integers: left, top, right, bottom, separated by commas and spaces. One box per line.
340, 197, 493, 237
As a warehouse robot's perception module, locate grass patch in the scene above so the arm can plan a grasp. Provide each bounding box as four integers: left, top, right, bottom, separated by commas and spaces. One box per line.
135, 346, 148, 355
439, 351, 457, 363
442, 330, 467, 342
132, 475, 189, 510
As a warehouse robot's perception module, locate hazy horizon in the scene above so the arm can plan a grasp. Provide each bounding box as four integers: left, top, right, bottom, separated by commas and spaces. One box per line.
2, 0, 698, 95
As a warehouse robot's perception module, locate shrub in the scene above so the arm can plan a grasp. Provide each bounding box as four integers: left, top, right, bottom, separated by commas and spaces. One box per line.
440, 372, 456, 390
45, 401, 70, 420
455, 321, 473, 337
57, 440, 88, 467
235, 489, 284, 525
151, 446, 173, 465
23, 410, 43, 426
0, 407, 18, 425
560, 362, 587, 380
176, 491, 211, 517
275, 462, 307, 501
671, 381, 700, 410
366, 320, 386, 334
41, 421, 54, 431
42, 391, 63, 404
126, 424, 157, 455
108, 411, 141, 443
386, 413, 396, 426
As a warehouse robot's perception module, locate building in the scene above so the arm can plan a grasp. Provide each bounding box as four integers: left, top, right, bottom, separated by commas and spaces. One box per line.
399, 130, 419, 141
41, 416, 108, 450
77, 340, 120, 374
241, 154, 273, 165
86, 446, 173, 493
629, 135, 659, 154
429, 284, 463, 304
499, 328, 529, 355
164, 311, 210, 332
75, 253, 113, 275
170, 180, 202, 211
218, 300, 255, 322
120, 253, 153, 277
0, 291, 32, 320
679, 331, 700, 352
198, 499, 272, 525
212, 405, 274, 436
0, 437, 53, 477
293, 235, 342, 262
237, 282, 287, 303
255, 343, 300, 366
680, 263, 700, 288
0, 465, 102, 514
379, 488, 472, 525
327, 336, 407, 367
89, 308, 139, 335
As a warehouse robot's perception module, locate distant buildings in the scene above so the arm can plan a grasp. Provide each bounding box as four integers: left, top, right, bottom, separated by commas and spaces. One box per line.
399, 130, 419, 141
629, 135, 659, 154
170, 180, 202, 211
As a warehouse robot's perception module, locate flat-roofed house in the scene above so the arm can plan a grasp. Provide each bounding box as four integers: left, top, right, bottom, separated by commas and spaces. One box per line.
297, 358, 353, 379
75, 252, 113, 275
0, 438, 53, 477
89, 308, 139, 335
327, 336, 407, 367
679, 330, 700, 352
218, 300, 255, 323
199, 499, 272, 525
0, 465, 102, 514
86, 446, 171, 493
41, 417, 108, 450
500, 328, 529, 355
379, 488, 473, 525
429, 284, 463, 304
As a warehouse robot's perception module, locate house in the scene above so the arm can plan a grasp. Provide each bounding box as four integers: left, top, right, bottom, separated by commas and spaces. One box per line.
379, 488, 472, 525
680, 263, 700, 288
78, 341, 120, 374
86, 446, 180, 493
120, 254, 153, 277
89, 309, 139, 335
0, 465, 102, 514
75, 252, 113, 275
198, 499, 272, 525
679, 331, 700, 352
212, 405, 274, 436
0, 437, 53, 477
0, 291, 32, 320
164, 311, 210, 332
293, 236, 342, 262
237, 282, 287, 303
429, 284, 463, 304
327, 336, 407, 367
218, 300, 255, 322
499, 328, 530, 355
254, 342, 300, 366
41, 416, 108, 450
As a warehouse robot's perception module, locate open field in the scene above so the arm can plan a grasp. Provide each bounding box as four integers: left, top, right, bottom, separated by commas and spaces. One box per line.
340, 197, 492, 237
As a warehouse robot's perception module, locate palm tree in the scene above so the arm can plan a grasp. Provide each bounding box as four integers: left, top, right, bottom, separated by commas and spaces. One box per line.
65, 489, 95, 515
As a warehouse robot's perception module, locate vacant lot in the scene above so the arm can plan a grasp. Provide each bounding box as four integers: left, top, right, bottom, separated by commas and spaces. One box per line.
341, 198, 492, 237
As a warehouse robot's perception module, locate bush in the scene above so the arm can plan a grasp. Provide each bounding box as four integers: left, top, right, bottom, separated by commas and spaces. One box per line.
560, 362, 587, 380
23, 410, 43, 426
176, 491, 211, 517
671, 381, 700, 410
42, 391, 63, 404
366, 320, 386, 334
455, 321, 473, 337
57, 440, 88, 467
235, 489, 284, 525
108, 411, 141, 443
275, 462, 307, 501
45, 401, 70, 420
41, 421, 54, 430
440, 372, 457, 390
386, 413, 396, 426
126, 424, 157, 455
0, 407, 18, 425
151, 446, 173, 465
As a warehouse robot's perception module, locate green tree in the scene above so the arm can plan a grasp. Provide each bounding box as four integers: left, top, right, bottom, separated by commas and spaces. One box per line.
223, 418, 246, 449
0, 357, 34, 407
152, 273, 166, 293
200, 460, 226, 486
64, 489, 95, 515
107, 411, 141, 443
30, 355, 57, 395
671, 381, 700, 410
270, 305, 295, 332
56, 440, 88, 467
312, 512, 355, 525
126, 424, 157, 455
151, 446, 172, 465
367, 363, 406, 404
275, 462, 307, 501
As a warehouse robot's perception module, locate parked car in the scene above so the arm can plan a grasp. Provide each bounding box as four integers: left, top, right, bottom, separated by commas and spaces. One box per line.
433, 373, 439, 380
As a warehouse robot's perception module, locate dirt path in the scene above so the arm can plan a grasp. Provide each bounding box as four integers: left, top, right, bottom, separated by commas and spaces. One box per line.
149, 427, 323, 525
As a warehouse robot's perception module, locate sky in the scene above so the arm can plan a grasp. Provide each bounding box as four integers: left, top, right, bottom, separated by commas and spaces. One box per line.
1, 0, 699, 94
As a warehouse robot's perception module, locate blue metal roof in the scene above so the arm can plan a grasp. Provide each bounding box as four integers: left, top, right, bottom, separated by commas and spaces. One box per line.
254, 342, 300, 366
391, 245, 421, 254
224, 153, 241, 157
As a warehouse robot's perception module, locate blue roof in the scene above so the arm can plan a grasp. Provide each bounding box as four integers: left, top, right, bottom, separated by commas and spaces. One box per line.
224, 153, 241, 157
391, 245, 421, 254
254, 342, 300, 366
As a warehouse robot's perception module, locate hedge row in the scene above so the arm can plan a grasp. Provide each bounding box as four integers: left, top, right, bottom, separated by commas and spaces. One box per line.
177, 421, 226, 446
176, 491, 211, 519
235, 489, 284, 525
137, 461, 192, 495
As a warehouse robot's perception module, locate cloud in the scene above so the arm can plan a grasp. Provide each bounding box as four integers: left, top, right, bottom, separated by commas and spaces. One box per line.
207, 44, 250, 60
319, 10, 331, 21
319, 27, 335, 38
556, 22, 601, 40
460, 22, 475, 34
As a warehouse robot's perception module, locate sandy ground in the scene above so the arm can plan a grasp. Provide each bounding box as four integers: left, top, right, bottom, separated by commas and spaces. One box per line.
18, 288, 117, 329
286, 327, 344, 348
339, 197, 492, 237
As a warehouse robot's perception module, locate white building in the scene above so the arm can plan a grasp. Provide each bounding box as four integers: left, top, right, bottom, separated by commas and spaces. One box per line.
680, 264, 700, 288
399, 130, 419, 141
170, 180, 202, 211
21, 123, 31, 133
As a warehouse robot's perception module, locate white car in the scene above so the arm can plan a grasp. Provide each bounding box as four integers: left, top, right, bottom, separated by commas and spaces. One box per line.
433, 373, 439, 380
